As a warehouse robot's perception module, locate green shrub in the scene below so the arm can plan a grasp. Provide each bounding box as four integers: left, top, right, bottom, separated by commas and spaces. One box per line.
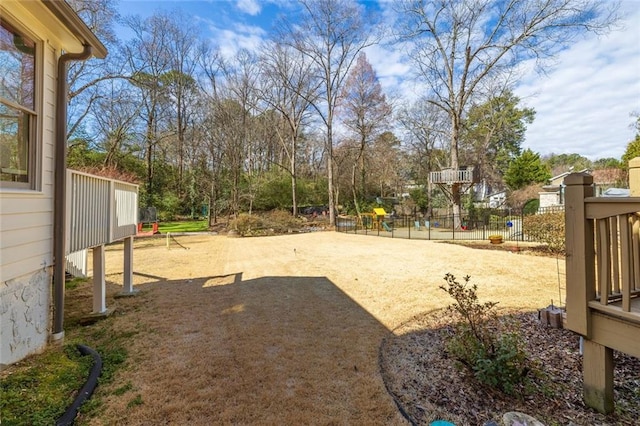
157, 193, 181, 221
440, 273, 529, 395
523, 212, 565, 253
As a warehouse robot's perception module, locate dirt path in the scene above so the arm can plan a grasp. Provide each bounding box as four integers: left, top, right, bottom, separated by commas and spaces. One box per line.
86, 232, 564, 425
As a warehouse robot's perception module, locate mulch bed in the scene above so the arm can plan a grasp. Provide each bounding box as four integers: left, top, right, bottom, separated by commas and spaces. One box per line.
379, 310, 640, 425
439, 240, 561, 258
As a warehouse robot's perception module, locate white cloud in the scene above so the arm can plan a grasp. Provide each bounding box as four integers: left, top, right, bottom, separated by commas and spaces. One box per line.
206, 22, 267, 59
236, 0, 261, 16
372, 0, 640, 160
514, 6, 640, 160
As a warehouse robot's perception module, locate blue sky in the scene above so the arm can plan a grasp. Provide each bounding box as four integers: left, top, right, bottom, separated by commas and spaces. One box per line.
118, 0, 640, 161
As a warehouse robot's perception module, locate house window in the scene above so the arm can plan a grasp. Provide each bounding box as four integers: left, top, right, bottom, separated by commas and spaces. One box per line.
0, 19, 36, 189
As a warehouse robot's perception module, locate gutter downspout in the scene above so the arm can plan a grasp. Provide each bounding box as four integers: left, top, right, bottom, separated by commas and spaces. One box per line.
52, 45, 93, 340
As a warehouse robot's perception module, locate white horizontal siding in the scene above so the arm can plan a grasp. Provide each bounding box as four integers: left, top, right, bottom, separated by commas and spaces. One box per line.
42, 44, 56, 197
0, 36, 56, 283
0, 196, 52, 215
0, 239, 52, 283
0, 223, 51, 248
0, 211, 51, 232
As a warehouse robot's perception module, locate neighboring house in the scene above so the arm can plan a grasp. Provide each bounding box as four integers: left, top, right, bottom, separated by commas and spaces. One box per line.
488, 190, 507, 209
539, 168, 626, 210
591, 168, 624, 195
539, 169, 590, 209
0, 1, 125, 369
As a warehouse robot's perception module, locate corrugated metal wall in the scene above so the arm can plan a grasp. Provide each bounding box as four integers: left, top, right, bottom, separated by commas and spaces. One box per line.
65, 249, 87, 277
112, 182, 138, 240
66, 170, 138, 253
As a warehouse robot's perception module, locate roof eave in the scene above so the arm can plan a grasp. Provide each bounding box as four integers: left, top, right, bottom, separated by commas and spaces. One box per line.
42, 0, 107, 59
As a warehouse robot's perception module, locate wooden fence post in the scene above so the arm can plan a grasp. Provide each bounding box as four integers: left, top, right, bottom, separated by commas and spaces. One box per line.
583, 339, 614, 413
563, 173, 595, 337
565, 173, 615, 414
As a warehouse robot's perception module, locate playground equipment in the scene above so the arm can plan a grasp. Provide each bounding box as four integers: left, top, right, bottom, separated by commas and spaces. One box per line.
358, 208, 390, 231
137, 207, 159, 236
358, 212, 376, 230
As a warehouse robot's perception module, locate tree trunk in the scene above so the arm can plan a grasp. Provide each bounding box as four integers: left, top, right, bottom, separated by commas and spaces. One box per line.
145, 113, 154, 207
360, 135, 366, 199
291, 135, 298, 217
352, 162, 360, 216
327, 120, 335, 225
451, 115, 462, 229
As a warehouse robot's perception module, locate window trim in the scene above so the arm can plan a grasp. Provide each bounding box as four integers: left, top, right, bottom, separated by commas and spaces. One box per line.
0, 15, 42, 192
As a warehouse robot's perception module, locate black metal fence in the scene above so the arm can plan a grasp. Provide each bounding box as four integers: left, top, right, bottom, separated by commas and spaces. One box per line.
336, 212, 549, 242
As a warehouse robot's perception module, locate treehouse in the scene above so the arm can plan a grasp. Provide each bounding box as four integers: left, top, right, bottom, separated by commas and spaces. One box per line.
428, 166, 480, 202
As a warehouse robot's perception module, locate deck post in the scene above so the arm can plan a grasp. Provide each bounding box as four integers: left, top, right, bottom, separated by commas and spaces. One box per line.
121, 236, 137, 295
583, 339, 614, 413
92, 244, 107, 314
564, 173, 595, 336
629, 157, 640, 196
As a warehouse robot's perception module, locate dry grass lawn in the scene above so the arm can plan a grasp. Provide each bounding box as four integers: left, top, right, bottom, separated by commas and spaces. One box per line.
74, 232, 566, 425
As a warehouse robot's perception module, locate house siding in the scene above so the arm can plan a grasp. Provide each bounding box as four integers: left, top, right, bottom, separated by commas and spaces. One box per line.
0, 6, 60, 367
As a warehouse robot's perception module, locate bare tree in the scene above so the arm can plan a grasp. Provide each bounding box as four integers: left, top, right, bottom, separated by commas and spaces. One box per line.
397, 0, 619, 225
66, 0, 126, 139
197, 43, 228, 223
338, 52, 391, 213
369, 131, 405, 199
123, 13, 174, 206
397, 99, 449, 215
278, 0, 380, 225
163, 13, 202, 199
223, 49, 260, 214
258, 42, 320, 216
91, 80, 140, 168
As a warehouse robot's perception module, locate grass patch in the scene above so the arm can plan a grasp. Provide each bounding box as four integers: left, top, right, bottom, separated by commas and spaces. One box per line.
113, 381, 134, 396
0, 345, 92, 425
0, 280, 135, 425
158, 219, 208, 233
127, 394, 144, 408
66, 277, 86, 291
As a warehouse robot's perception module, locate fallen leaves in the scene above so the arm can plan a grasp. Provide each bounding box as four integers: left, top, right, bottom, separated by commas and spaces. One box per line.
380, 310, 640, 425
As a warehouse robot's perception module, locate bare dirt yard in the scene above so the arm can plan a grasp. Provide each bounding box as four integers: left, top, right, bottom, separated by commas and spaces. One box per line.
67, 231, 633, 425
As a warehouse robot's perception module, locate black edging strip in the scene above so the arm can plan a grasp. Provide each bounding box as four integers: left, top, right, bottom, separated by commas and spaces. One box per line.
56, 344, 102, 426
378, 333, 417, 426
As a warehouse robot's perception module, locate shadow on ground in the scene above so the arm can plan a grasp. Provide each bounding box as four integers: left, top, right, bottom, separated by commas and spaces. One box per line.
66, 272, 407, 425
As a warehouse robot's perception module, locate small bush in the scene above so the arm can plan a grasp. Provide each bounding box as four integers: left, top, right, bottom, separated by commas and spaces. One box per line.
263, 210, 301, 233
230, 211, 302, 236
523, 212, 565, 253
230, 214, 264, 236
440, 273, 529, 395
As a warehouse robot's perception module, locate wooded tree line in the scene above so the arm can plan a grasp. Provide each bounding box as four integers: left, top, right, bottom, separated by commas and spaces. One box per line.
65, 0, 630, 223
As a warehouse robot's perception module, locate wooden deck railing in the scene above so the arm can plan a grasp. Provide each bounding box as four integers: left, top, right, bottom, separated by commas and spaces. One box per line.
588, 200, 640, 321
565, 174, 640, 333
429, 168, 478, 184
65, 169, 138, 254
564, 172, 640, 413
